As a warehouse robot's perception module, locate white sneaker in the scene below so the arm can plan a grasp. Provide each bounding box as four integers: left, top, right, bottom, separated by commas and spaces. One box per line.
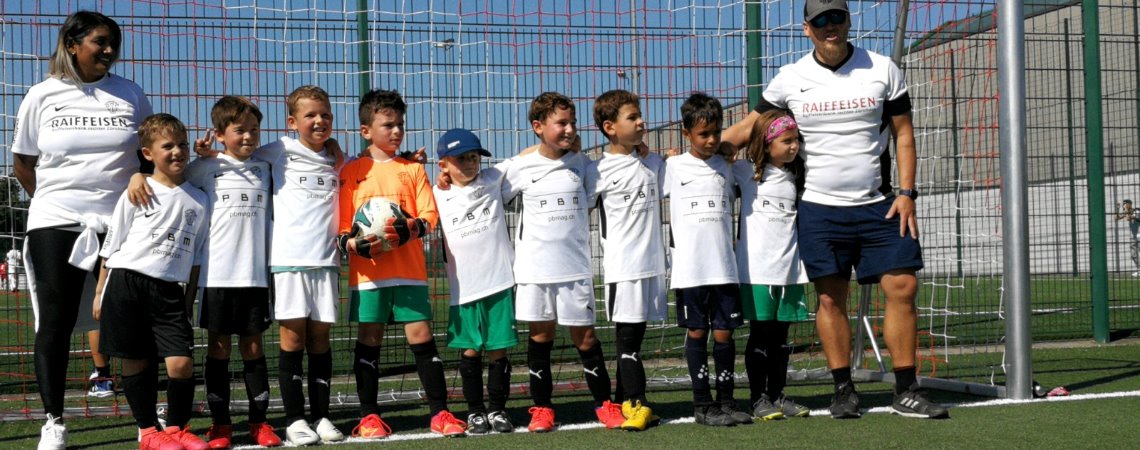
37, 414, 66, 450
314, 417, 345, 442
286, 419, 320, 446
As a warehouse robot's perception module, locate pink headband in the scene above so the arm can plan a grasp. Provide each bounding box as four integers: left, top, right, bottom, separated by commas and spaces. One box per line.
765, 116, 799, 143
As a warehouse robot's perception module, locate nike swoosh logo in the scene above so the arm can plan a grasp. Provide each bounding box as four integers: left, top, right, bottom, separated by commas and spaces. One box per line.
531, 176, 545, 183
288, 155, 301, 161
144, 211, 159, 218
54, 105, 70, 112
800, 87, 815, 92
680, 180, 695, 186
213, 172, 226, 178
612, 180, 620, 185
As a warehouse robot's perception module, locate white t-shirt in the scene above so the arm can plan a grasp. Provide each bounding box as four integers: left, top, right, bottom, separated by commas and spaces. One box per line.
100, 178, 209, 283
257, 137, 340, 268
6, 249, 21, 268
11, 74, 152, 230
590, 152, 667, 283
434, 161, 515, 305
186, 154, 271, 287
733, 161, 808, 285
662, 153, 738, 289
762, 46, 908, 206
502, 151, 595, 284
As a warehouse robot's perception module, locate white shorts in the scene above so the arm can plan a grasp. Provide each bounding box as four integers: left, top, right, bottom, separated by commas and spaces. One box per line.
515, 279, 597, 326
273, 268, 339, 323
604, 275, 668, 323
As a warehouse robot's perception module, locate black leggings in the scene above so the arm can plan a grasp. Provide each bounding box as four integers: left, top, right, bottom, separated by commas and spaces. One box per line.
28, 228, 99, 417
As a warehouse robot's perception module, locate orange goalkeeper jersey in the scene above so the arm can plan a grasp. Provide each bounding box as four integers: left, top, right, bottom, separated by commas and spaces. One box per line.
339, 155, 438, 288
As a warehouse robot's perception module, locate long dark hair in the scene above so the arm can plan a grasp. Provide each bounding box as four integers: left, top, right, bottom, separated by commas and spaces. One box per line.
746, 109, 805, 190
49, 11, 122, 82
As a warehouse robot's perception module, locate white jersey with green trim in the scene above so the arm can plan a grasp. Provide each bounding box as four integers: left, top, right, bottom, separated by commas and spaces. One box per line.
435, 160, 515, 306
733, 161, 808, 285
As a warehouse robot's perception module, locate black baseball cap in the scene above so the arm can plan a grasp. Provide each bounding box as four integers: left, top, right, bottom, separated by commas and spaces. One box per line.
804, 0, 849, 22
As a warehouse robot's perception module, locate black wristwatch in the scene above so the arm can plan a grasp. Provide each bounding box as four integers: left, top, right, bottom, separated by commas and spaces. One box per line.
898, 188, 919, 200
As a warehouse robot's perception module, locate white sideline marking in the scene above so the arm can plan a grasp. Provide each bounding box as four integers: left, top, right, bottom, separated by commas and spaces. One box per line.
234, 390, 1140, 448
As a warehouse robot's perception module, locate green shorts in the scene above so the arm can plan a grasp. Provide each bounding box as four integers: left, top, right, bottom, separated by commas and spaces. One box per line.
741, 284, 809, 322
350, 285, 432, 324
447, 289, 519, 352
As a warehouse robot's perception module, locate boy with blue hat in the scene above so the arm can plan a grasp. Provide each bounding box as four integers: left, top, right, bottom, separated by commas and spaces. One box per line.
433, 128, 520, 434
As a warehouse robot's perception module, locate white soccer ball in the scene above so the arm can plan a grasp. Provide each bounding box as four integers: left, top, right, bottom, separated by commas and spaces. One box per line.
353, 197, 407, 252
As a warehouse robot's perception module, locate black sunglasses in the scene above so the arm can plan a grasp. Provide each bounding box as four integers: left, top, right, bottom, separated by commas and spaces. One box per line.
809, 10, 848, 28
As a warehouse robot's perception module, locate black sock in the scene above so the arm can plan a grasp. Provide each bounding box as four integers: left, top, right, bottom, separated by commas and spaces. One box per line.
353, 341, 381, 417
712, 338, 736, 403
95, 365, 111, 379
205, 357, 232, 425
411, 339, 449, 415
487, 357, 511, 412
527, 339, 554, 408
578, 343, 611, 407
764, 322, 792, 400
615, 322, 648, 403
894, 366, 917, 394
744, 322, 767, 404
459, 354, 486, 414
121, 365, 159, 429
685, 332, 713, 405
308, 350, 333, 421
279, 349, 306, 423
832, 366, 853, 391
166, 377, 196, 429
243, 357, 270, 424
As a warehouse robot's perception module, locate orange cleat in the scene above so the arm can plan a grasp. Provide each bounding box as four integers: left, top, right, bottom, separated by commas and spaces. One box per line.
527, 406, 556, 433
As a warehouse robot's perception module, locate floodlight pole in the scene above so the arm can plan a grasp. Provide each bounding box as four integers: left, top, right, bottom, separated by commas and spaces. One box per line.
997, 0, 1033, 400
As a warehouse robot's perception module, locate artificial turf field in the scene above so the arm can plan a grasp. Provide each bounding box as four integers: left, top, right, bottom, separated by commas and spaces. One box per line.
2, 341, 1138, 449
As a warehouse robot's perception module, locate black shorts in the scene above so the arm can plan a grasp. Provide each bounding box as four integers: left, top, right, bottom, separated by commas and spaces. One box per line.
675, 284, 743, 330
198, 287, 272, 336
798, 199, 924, 284
99, 269, 194, 360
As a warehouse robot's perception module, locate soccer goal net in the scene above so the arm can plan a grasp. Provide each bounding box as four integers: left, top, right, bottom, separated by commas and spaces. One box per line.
1, 0, 1092, 419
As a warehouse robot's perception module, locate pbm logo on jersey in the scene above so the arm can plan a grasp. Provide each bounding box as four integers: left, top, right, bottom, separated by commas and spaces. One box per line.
184, 209, 198, 228
567, 168, 581, 183
104, 100, 121, 114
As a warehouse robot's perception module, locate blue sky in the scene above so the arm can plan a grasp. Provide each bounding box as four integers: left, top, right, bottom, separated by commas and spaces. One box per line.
2, 0, 978, 165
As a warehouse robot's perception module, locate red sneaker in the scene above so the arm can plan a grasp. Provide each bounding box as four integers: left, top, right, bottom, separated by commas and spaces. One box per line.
204, 424, 232, 449
165, 426, 208, 450
527, 406, 555, 433
595, 400, 625, 429
248, 422, 282, 447
351, 414, 392, 439
429, 410, 467, 437
139, 426, 184, 450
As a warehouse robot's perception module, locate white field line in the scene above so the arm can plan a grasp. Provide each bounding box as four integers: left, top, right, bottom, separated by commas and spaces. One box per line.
232, 389, 1140, 448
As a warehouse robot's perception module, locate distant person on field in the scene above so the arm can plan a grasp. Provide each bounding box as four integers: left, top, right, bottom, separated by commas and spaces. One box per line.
6, 247, 20, 292
1116, 199, 1140, 277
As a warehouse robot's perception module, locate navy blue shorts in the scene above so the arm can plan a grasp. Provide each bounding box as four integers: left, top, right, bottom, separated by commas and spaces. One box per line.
675, 284, 743, 330
797, 198, 924, 285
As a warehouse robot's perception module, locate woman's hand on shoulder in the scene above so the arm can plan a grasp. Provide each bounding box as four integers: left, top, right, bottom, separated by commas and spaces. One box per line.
126, 173, 153, 208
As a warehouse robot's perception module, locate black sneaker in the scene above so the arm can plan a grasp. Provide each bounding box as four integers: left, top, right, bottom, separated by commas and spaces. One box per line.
486, 410, 515, 433
720, 400, 754, 425
467, 412, 491, 435
892, 387, 950, 419
751, 394, 785, 421
829, 382, 862, 419
694, 405, 736, 427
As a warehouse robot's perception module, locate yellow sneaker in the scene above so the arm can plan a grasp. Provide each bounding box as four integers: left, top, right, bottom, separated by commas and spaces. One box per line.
621, 400, 635, 419
620, 401, 657, 431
